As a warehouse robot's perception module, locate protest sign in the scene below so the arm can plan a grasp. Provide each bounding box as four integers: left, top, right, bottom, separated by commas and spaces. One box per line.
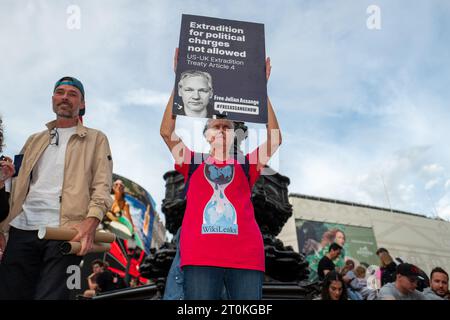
173, 14, 267, 123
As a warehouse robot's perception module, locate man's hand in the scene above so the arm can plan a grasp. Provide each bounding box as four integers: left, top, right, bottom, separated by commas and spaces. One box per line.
0, 156, 15, 187
70, 217, 100, 256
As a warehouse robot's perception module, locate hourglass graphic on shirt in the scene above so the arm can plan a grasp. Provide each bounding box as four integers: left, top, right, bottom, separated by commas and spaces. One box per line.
202, 163, 238, 235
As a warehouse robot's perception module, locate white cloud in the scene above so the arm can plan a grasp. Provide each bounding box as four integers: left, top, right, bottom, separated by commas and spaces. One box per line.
425, 179, 440, 191
422, 164, 444, 174
397, 184, 415, 202
445, 180, 450, 189
123, 89, 168, 107
436, 193, 450, 221
284, 131, 439, 216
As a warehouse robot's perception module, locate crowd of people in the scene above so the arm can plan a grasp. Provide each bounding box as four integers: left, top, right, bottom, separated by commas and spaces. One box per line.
315, 244, 449, 300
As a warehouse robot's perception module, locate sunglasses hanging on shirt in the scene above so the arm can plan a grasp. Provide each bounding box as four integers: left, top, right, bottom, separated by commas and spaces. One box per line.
49, 128, 59, 146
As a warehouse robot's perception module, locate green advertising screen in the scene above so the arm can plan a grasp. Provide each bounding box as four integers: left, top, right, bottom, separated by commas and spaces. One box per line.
296, 219, 379, 281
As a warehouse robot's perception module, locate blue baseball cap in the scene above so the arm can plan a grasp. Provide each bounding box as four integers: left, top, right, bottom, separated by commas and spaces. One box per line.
54, 76, 85, 99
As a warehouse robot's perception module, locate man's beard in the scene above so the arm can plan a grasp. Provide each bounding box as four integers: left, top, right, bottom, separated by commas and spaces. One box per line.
56, 102, 75, 118
57, 112, 75, 119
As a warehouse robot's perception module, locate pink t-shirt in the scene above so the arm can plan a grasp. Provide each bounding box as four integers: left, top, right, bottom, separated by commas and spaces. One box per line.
175, 149, 265, 272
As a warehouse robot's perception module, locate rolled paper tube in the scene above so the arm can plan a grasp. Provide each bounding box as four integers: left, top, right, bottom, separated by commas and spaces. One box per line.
38, 227, 116, 243
60, 241, 111, 255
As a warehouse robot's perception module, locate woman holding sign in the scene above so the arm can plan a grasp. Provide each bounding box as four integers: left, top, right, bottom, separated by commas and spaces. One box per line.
160, 48, 281, 300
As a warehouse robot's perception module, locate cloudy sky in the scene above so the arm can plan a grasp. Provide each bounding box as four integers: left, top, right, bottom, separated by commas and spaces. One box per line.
1, 0, 450, 226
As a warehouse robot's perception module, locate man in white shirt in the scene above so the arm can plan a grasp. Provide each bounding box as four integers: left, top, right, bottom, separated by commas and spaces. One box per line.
0, 77, 113, 299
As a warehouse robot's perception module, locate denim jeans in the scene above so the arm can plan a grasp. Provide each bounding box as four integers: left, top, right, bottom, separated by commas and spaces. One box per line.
163, 228, 184, 300
183, 265, 264, 300
163, 230, 229, 300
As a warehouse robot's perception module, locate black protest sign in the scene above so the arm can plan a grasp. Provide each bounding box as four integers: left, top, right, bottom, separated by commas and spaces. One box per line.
173, 14, 267, 124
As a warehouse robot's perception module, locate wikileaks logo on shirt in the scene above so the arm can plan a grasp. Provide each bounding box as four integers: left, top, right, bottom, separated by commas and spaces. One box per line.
202, 224, 238, 235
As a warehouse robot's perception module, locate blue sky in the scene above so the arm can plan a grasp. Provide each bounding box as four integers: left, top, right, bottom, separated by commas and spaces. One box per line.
1, 0, 450, 225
